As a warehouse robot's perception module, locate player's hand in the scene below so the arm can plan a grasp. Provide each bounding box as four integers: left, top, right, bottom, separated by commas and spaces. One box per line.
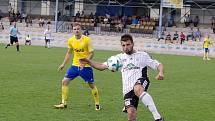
155, 73, 164, 80
58, 64, 65, 71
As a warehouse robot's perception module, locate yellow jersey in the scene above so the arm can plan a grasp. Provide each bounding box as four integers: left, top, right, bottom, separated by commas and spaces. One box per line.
68, 35, 94, 67
203, 37, 210, 48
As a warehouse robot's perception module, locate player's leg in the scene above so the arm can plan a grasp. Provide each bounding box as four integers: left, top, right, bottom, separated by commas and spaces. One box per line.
54, 77, 70, 108
134, 78, 163, 121
203, 48, 206, 60
29, 40, 31, 45
127, 107, 137, 121
15, 38, 19, 52
47, 39, 50, 48
5, 36, 13, 48
54, 66, 79, 109
88, 83, 100, 110
206, 49, 210, 60
45, 39, 48, 48
80, 67, 100, 110
123, 90, 139, 121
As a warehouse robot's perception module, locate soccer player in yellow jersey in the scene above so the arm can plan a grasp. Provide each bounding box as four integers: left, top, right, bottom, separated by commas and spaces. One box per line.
54, 22, 100, 110
203, 34, 211, 60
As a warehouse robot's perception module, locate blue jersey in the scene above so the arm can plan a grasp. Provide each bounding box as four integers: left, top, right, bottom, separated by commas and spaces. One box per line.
10, 27, 18, 37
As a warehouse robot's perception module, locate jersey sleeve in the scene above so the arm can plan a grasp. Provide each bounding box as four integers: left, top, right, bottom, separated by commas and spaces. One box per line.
145, 53, 160, 70
67, 38, 73, 49
9, 27, 12, 33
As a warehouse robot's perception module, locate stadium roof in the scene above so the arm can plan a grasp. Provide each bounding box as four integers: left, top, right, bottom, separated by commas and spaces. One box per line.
23, 0, 215, 9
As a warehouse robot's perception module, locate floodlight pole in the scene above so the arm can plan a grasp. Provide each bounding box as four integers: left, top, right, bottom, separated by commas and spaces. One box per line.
158, 0, 163, 39
54, 0, 59, 32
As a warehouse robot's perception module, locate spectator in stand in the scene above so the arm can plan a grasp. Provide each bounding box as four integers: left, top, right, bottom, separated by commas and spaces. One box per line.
9, 10, 16, 25
26, 16, 32, 27
47, 19, 51, 25
0, 22, 4, 30
8, 3, 13, 17
75, 11, 80, 18
211, 16, 215, 33
187, 27, 194, 41
116, 22, 124, 32
104, 17, 108, 24
83, 27, 89, 36
16, 10, 21, 22
0, 10, 3, 20
193, 16, 199, 27
23, 13, 28, 23
89, 12, 94, 19
184, 14, 192, 27
194, 28, 202, 41
132, 17, 139, 25
29, 17, 33, 26
172, 31, 179, 43
80, 11, 84, 17
210, 16, 215, 29
180, 32, 186, 44
39, 17, 45, 27
165, 32, 172, 44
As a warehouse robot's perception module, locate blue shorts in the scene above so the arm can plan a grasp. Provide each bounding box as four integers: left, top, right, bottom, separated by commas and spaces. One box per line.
64, 66, 94, 83
204, 48, 209, 52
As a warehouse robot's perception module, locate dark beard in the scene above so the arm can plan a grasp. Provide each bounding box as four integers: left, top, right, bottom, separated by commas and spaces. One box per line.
125, 49, 135, 55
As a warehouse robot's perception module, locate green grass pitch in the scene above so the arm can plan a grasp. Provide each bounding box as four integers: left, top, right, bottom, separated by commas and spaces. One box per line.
0, 45, 215, 121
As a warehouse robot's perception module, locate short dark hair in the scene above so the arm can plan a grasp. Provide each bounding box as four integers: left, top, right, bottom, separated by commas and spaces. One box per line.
121, 34, 133, 43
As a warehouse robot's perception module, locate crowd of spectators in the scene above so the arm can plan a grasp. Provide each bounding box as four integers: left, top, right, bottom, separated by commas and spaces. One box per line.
184, 14, 200, 27
164, 27, 203, 44
72, 11, 156, 34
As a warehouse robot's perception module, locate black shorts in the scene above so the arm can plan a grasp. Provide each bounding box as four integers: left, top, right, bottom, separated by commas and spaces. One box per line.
10, 36, 18, 45
123, 77, 150, 113
45, 39, 50, 43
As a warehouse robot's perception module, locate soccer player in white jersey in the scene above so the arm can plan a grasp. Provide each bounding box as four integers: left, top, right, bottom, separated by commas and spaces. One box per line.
44, 26, 52, 48
80, 34, 164, 121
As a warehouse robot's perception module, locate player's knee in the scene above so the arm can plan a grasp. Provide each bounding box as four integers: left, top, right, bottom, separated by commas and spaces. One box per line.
88, 83, 95, 89
62, 79, 69, 86
127, 107, 136, 121
134, 85, 144, 97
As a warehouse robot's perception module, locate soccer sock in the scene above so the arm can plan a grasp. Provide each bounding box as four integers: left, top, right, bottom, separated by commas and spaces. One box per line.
62, 85, 69, 105
16, 45, 19, 51
91, 86, 100, 105
206, 52, 209, 59
5, 44, 10, 48
203, 53, 206, 59
139, 92, 161, 120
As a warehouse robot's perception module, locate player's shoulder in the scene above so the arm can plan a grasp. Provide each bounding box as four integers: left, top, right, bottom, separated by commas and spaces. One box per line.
135, 51, 149, 56
68, 35, 75, 41
82, 35, 90, 41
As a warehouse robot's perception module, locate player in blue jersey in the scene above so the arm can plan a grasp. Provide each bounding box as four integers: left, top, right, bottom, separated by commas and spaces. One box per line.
5, 22, 21, 52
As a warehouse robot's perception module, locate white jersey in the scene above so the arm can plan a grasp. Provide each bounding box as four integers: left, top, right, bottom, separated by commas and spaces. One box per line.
115, 51, 160, 96
44, 29, 52, 40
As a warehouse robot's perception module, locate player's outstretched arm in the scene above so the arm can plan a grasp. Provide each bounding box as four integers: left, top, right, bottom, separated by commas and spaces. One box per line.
80, 58, 107, 71
155, 64, 164, 80
58, 48, 71, 71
